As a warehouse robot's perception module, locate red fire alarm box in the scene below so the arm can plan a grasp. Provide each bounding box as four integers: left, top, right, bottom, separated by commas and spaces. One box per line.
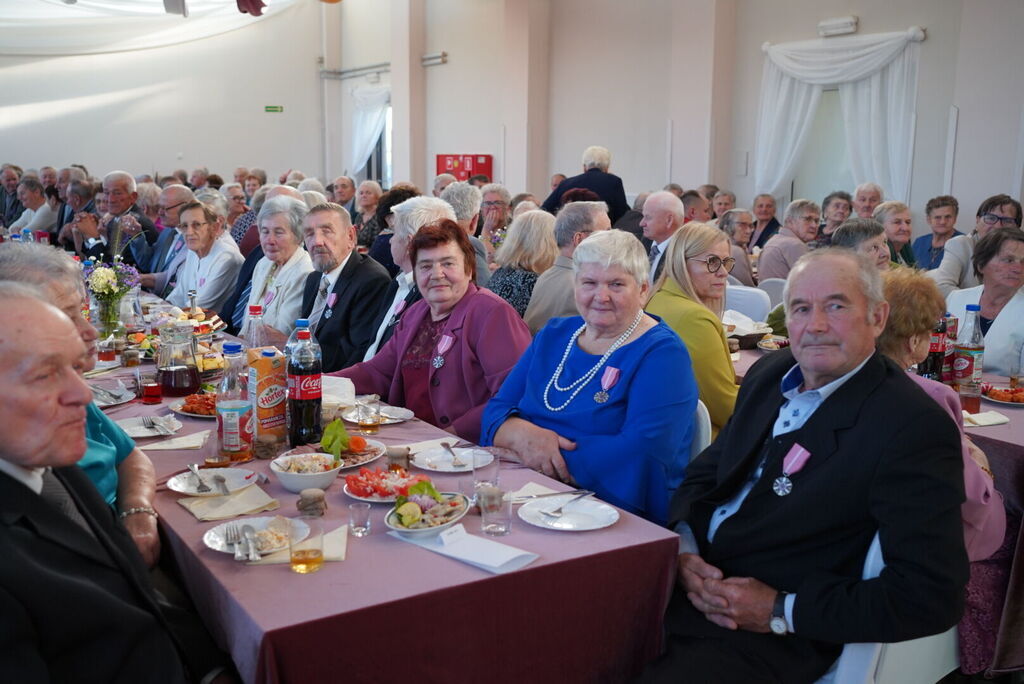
436, 154, 493, 182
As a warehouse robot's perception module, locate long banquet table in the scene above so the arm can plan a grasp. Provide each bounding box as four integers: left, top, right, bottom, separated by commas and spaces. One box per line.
94, 367, 679, 683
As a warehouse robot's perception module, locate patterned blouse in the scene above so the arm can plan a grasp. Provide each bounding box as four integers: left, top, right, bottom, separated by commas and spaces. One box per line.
486, 266, 540, 317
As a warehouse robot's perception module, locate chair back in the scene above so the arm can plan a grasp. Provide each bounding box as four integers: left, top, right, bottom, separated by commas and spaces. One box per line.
690, 400, 712, 462
725, 285, 771, 322
758, 277, 787, 308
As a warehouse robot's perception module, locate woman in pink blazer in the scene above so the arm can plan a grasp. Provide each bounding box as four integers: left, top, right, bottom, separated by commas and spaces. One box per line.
878, 268, 1005, 561
332, 220, 531, 443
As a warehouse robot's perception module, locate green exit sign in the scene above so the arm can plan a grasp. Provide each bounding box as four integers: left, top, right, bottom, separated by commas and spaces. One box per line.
265, 105, 284, 113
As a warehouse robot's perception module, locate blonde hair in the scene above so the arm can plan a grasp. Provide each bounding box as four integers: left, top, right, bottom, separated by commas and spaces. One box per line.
494, 210, 557, 274
655, 222, 729, 317
872, 200, 910, 225
877, 267, 945, 360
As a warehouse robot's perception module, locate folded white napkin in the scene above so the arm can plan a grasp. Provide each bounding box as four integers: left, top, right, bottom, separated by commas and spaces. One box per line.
723, 310, 772, 335
396, 438, 452, 454
506, 482, 558, 504
116, 415, 182, 438
389, 523, 539, 574
145, 430, 211, 450
322, 376, 356, 407
177, 485, 279, 521
247, 524, 349, 565
962, 410, 1009, 427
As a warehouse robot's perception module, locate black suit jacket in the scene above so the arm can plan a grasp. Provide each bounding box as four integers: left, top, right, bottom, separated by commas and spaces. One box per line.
219, 245, 264, 335
1, 190, 24, 227
752, 216, 781, 250
541, 168, 630, 224
666, 350, 968, 680
301, 252, 391, 372
82, 205, 158, 268
0, 466, 186, 683
367, 275, 423, 355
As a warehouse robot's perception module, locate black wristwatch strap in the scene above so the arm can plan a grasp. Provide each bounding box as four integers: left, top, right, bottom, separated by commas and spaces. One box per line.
772, 591, 789, 620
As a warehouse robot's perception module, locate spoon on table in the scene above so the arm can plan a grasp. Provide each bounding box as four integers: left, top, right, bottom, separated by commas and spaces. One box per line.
212, 473, 230, 496
440, 441, 467, 468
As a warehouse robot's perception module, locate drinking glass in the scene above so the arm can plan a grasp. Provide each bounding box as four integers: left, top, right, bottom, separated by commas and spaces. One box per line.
140, 374, 162, 405
356, 396, 381, 435
290, 517, 324, 574
349, 503, 371, 537
959, 383, 982, 415
478, 486, 512, 536
472, 449, 500, 495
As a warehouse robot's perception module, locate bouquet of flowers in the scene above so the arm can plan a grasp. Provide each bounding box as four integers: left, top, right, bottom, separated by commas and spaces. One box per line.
84, 257, 140, 336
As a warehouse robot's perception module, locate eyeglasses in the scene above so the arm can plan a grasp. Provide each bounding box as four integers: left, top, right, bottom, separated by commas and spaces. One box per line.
481, 201, 507, 208
981, 213, 1018, 227
688, 255, 736, 273
229, 195, 246, 202
158, 201, 187, 215
180, 221, 209, 232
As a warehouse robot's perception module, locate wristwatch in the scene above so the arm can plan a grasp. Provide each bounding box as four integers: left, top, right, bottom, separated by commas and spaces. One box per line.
769, 591, 790, 635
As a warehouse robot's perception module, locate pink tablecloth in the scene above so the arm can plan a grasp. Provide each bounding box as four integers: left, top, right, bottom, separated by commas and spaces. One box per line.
96, 373, 678, 684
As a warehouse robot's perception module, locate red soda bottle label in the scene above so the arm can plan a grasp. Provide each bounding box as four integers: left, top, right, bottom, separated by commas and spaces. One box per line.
953, 348, 983, 385
287, 373, 322, 400
928, 332, 945, 353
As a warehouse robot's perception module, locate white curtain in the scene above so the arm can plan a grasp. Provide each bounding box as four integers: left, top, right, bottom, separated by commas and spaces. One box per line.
753, 27, 926, 202
348, 84, 391, 175
0, 0, 297, 56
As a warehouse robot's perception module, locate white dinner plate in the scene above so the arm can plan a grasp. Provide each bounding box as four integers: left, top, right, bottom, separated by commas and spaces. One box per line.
279, 439, 387, 470
517, 495, 620, 532
167, 467, 256, 497
981, 386, 1024, 407
411, 447, 492, 473
169, 401, 217, 419
203, 516, 308, 555
343, 484, 397, 503
340, 405, 415, 425
116, 415, 183, 438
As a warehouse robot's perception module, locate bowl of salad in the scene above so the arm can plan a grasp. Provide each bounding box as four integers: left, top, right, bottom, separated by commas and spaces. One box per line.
385, 481, 470, 537
270, 453, 343, 493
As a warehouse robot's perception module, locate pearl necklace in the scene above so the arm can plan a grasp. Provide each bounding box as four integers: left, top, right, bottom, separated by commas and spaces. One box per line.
542, 310, 644, 412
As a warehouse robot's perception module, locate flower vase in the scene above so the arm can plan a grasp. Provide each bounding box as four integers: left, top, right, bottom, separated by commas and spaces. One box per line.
94, 294, 126, 339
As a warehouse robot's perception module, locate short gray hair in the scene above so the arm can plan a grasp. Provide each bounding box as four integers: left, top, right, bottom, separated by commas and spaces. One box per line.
433, 173, 456, 192
220, 182, 243, 198
0, 242, 83, 297
440, 182, 482, 221
259, 195, 309, 243
581, 145, 611, 171
69, 180, 95, 201
0, 279, 47, 304
297, 178, 327, 195
554, 201, 608, 248
479, 183, 511, 205
103, 170, 136, 193
719, 208, 753, 238
302, 191, 328, 208
872, 200, 909, 225
783, 248, 885, 318
195, 189, 228, 218
784, 199, 820, 224
831, 218, 884, 249
854, 182, 885, 201
63, 166, 87, 183
136, 182, 160, 212
713, 190, 736, 203
572, 229, 648, 288
391, 196, 456, 240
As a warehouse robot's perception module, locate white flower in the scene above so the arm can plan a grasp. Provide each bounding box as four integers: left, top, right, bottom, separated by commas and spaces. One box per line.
88, 267, 119, 295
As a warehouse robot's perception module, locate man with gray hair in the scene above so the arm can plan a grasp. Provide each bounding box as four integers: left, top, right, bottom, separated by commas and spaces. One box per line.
852, 182, 884, 219
432, 173, 457, 197
77, 170, 158, 268
640, 191, 686, 282
300, 202, 391, 372
542, 145, 629, 223
0, 165, 23, 227
758, 199, 821, 281
523, 201, 611, 334
648, 248, 966, 682
138, 184, 195, 296
190, 167, 210, 192
54, 166, 88, 234
332, 175, 356, 215
363, 196, 457, 360
439, 181, 492, 286
479, 182, 512, 259
8, 178, 57, 237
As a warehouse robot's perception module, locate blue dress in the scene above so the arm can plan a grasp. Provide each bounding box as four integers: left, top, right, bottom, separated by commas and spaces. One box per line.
912, 231, 963, 270
481, 316, 698, 525
79, 402, 136, 506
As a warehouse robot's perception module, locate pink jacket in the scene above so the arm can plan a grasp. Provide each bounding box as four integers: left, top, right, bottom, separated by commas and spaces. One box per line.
332, 284, 531, 443
909, 373, 1006, 561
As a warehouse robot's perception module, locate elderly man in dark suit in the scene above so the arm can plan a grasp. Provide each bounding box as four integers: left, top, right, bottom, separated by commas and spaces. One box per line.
541, 145, 629, 224
77, 170, 159, 268
0, 284, 188, 682
644, 248, 968, 683
300, 202, 390, 372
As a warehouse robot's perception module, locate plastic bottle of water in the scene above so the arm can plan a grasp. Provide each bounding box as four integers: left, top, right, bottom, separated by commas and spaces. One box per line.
216, 342, 252, 463
240, 305, 269, 351
284, 318, 311, 358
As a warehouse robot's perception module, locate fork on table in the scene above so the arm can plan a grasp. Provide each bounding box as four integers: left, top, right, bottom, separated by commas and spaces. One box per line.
225, 522, 246, 561
141, 415, 170, 435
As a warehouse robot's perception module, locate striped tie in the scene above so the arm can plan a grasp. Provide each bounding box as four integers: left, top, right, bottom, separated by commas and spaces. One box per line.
40, 470, 95, 539
307, 277, 331, 331
231, 280, 254, 330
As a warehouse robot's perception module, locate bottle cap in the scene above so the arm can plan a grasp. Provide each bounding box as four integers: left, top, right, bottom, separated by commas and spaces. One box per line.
966, 304, 980, 311
297, 330, 311, 340
223, 342, 243, 354
262, 349, 276, 357
249, 305, 263, 315
295, 318, 309, 327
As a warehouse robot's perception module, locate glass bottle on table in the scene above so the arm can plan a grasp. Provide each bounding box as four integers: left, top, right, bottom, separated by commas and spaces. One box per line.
215, 342, 252, 465
954, 304, 984, 412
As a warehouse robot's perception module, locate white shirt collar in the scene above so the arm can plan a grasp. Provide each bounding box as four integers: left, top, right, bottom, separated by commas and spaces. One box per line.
320, 251, 353, 290
0, 459, 45, 495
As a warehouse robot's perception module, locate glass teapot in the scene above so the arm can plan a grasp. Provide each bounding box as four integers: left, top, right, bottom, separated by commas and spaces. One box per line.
156, 322, 200, 397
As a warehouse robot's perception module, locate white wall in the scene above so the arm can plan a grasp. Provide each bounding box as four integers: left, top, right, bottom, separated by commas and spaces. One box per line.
2, 1, 331, 183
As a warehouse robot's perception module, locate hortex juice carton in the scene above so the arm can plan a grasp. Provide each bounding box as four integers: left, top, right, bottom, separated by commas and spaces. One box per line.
247, 347, 287, 440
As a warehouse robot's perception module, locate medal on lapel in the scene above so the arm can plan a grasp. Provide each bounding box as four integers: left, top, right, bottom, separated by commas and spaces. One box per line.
324, 292, 338, 320
773, 443, 811, 496
263, 289, 276, 307
594, 366, 620, 403
432, 334, 454, 369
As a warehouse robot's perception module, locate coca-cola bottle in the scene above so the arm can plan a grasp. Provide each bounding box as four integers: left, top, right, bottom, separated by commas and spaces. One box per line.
941, 313, 958, 385
287, 330, 322, 447
917, 316, 946, 381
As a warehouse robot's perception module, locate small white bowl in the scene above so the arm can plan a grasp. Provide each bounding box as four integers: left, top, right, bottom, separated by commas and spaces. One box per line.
269, 453, 342, 493
385, 492, 469, 537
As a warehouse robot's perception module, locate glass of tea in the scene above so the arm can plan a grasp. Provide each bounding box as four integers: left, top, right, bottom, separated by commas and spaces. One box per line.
356, 396, 381, 435
139, 374, 162, 405
290, 517, 324, 574
959, 383, 982, 415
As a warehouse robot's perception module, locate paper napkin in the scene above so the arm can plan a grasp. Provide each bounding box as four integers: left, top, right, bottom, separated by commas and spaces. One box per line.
396, 438, 452, 454
116, 415, 183, 438
145, 430, 211, 450
247, 524, 349, 565
506, 482, 558, 504
389, 524, 539, 574
177, 485, 279, 521
962, 410, 1009, 427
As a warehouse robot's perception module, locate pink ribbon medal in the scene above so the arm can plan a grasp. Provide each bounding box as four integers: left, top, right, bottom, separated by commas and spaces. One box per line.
263, 289, 276, 307
324, 292, 338, 320
594, 366, 621, 404
198, 277, 206, 287
773, 443, 811, 496
432, 334, 455, 369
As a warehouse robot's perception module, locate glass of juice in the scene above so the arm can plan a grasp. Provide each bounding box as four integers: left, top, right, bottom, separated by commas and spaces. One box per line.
290, 517, 324, 574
